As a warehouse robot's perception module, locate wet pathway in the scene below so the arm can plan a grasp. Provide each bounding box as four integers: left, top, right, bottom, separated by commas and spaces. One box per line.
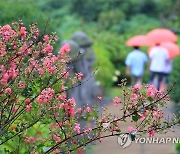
93, 102, 180, 154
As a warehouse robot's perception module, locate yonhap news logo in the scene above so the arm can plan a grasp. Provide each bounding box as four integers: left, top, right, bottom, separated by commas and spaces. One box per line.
117, 134, 180, 148
117, 134, 132, 148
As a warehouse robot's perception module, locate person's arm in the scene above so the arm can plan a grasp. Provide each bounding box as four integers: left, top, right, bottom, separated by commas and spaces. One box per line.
125, 54, 131, 75
148, 59, 151, 71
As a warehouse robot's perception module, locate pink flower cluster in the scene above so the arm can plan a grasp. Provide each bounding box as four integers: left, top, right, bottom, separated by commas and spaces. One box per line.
20, 27, 27, 39
19, 43, 32, 55
147, 85, 158, 98
130, 93, 139, 102
41, 44, 54, 54
60, 98, 76, 117
5, 87, 12, 94
84, 128, 92, 134
74, 123, 81, 134
42, 54, 57, 74
37, 88, 55, 105
113, 96, 121, 107
58, 43, 70, 55
24, 137, 38, 143
133, 84, 142, 92
43, 35, 50, 42
0, 24, 18, 42
18, 81, 26, 89
0, 44, 6, 57
128, 126, 137, 134
75, 72, 84, 81
153, 109, 163, 121
85, 106, 91, 113
148, 127, 155, 137
53, 134, 61, 143
26, 104, 32, 112
1, 62, 19, 85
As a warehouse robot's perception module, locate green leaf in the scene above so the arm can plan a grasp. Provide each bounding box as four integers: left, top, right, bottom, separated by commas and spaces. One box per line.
148, 97, 153, 102
132, 115, 139, 122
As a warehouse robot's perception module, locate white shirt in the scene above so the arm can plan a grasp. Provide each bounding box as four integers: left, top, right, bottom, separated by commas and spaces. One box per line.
164, 60, 173, 74
149, 46, 169, 72
125, 49, 148, 77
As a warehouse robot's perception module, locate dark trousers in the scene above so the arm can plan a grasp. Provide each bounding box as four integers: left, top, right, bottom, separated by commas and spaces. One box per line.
149, 71, 164, 90
131, 75, 142, 86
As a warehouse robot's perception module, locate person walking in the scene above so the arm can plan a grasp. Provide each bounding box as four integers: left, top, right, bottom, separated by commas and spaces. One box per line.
160, 59, 173, 91
149, 44, 169, 90
125, 46, 148, 86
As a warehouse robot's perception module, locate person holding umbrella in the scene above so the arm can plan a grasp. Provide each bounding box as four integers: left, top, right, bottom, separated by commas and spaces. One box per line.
125, 35, 150, 86
146, 28, 178, 91
148, 44, 169, 90
160, 42, 179, 91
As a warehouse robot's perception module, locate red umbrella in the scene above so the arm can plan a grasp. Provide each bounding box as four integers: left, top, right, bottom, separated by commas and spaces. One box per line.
126, 35, 152, 46
146, 28, 178, 44
148, 42, 180, 59
161, 42, 180, 59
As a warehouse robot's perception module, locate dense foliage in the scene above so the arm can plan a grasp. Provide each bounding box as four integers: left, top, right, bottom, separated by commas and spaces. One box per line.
0, 22, 178, 153
170, 56, 180, 103
0, 0, 180, 98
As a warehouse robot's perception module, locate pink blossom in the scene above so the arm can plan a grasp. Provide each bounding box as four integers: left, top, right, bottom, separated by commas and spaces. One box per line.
130, 93, 139, 102
59, 103, 64, 109
140, 111, 146, 121
26, 104, 32, 112
102, 122, 110, 128
128, 126, 136, 133
5, 88, 12, 94
153, 110, 163, 121
13, 106, 18, 113
63, 71, 69, 79
76, 72, 84, 81
43, 35, 50, 42
113, 97, 121, 106
59, 83, 65, 92
25, 98, 31, 104
24, 136, 36, 143
53, 134, 61, 143
41, 44, 54, 54
68, 98, 76, 107
1, 73, 10, 85
86, 106, 91, 113
53, 149, 59, 154
148, 127, 155, 137
97, 96, 103, 101
99, 138, 103, 143
20, 27, 27, 39
64, 103, 75, 117
18, 81, 26, 89
0, 24, 18, 41
133, 84, 142, 92
55, 122, 62, 128
74, 123, 81, 134
58, 94, 67, 101
147, 85, 157, 98
0, 47, 6, 57
77, 108, 82, 114
37, 68, 45, 75
37, 88, 55, 104
113, 127, 119, 131
58, 43, 70, 55
77, 149, 84, 154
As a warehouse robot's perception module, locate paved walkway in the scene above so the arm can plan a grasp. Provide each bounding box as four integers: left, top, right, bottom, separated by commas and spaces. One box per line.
93, 102, 179, 154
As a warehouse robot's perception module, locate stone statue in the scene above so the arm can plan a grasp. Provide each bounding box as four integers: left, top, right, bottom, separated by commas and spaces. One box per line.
61, 32, 102, 130
71, 31, 102, 108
